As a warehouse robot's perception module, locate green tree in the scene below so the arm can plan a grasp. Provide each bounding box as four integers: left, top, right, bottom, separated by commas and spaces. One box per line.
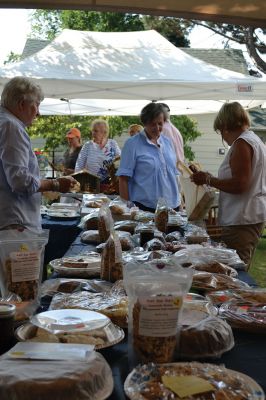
29, 10, 191, 47
190, 21, 266, 74
28, 113, 201, 161
4, 51, 21, 65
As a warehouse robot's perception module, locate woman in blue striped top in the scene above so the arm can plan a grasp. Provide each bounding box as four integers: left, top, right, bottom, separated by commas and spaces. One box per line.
75, 119, 121, 183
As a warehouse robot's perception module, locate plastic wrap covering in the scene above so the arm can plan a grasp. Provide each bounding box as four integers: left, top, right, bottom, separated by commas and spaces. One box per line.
180, 316, 234, 359
82, 193, 110, 207
98, 205, 114, 242
174, 246, 245, 269
0, 230, 49, 321
114, 220, 138, 234
207, 288, 266, 306
50, 252, 101, 278
124, 258, 193, 364
101, 231, 123, 282
219, 300, 266, 333
49, 290, 128, 328
80, 230, 101, 244
124, 362, 264, 400
192, 272, 249, 292
154, 197, 169, 233
165, 231, 182, 242
78, 211, 99, 230
133, 211, 154, 223
109, 196, 129, 215
144, 238, 166, 251
189, 261, 238, 278
0, 350, 113, 400
40, 278, 112, 297
185, 225, 209, 244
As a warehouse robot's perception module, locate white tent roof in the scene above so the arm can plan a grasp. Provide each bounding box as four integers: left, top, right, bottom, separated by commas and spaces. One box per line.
39, 98, 263, 116
0, 29, 265, 105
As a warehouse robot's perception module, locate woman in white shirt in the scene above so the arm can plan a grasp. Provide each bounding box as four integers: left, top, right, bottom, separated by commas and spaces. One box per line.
75, 119, 121, 183
191, 102, 266, 269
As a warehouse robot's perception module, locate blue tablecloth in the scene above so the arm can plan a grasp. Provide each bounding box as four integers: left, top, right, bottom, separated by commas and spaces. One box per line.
62, 234, 266, 397
42, 216, 82, 279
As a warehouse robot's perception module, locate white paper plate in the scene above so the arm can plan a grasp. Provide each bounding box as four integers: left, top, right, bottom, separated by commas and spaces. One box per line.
50, 255, 101, 278
124, 362, 264, 400
47, 210, 80, 220
16, 321, 125, 350
31, 309, 110, 332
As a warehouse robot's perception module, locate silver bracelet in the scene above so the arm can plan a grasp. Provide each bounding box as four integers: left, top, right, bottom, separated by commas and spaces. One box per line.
51, 179, 60, 192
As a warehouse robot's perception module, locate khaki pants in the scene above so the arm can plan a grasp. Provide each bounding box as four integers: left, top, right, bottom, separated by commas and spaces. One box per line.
221, 222, 265, 270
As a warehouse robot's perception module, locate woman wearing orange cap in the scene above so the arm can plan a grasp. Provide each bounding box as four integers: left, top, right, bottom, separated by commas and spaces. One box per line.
63, 127, 82, 175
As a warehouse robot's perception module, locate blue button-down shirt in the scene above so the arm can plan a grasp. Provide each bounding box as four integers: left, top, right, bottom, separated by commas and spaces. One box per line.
117, 131, 180, 209
0, 106, 42, 231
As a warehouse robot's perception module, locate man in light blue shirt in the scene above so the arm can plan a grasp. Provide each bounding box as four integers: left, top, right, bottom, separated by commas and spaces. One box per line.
117, 102, 180, 211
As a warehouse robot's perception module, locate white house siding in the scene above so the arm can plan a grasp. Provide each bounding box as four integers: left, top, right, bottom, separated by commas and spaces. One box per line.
188, 113, 228, 175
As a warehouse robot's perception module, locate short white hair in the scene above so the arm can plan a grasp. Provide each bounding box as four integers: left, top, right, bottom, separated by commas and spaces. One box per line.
1, 76, 44, 109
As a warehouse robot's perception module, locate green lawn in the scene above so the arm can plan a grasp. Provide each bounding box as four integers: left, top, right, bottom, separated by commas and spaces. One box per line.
249, 233, 266, 287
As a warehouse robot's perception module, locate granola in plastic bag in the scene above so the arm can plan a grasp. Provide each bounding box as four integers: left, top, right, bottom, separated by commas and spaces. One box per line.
0, 230, 49, 320
124, 257, 193, 364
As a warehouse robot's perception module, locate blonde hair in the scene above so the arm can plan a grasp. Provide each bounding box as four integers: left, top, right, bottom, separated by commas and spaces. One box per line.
90, 119, 109, 137
214, 102, 250, 133
128, 124, 143, 136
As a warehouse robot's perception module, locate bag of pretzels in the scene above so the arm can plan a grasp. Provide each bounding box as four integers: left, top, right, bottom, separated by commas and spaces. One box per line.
0, 230, 49, 320
124, 257, 193, 366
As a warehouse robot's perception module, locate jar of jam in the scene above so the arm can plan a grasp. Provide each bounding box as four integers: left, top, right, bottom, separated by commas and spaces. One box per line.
0, 303, 16, 355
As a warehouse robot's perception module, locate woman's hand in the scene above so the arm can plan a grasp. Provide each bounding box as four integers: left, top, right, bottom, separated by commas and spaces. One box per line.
190, 171, 212, 186
57, 176, 79, 193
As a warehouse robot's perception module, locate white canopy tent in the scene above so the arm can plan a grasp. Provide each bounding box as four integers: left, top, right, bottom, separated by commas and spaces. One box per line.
39, 98, 263, 116
0, 29, 265, 115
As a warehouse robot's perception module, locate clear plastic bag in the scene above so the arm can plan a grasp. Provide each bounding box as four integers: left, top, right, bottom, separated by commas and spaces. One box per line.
180, 316, 234, 359
100, 231, 123, 282
98, 205, 114, 242
154, 197, 169, 233
80, 230, 101, 244
78, 211, 99, 230
124, 257, 193, 364
0, 230, 49, 320
109, 196, 129, 215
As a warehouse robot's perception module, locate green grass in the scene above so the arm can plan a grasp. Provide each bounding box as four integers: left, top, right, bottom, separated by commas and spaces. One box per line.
249, 233, 266, 287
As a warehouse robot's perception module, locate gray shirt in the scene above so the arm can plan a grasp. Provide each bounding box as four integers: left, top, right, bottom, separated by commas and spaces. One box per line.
0, 106, 42, 231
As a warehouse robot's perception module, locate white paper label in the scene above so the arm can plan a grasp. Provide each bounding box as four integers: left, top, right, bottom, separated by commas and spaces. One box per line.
11, 251, 40, 282
138, 296, 182, 337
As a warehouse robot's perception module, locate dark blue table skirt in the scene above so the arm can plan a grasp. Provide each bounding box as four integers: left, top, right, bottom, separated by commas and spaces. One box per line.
42, 216, 82, 279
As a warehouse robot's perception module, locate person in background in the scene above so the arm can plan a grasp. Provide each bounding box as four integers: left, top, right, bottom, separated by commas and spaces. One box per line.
191, 102, 266, 269
117, 102, 180, 212
75, 119, 121, 183
0, 77, 78, 232
128, 124, 143, 137
63, 127, 82, 175
160, 103, 184, 163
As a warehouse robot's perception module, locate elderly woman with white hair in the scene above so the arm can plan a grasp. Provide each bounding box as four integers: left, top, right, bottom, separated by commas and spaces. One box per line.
75, 118, 121, 183
0, 76, 77, 232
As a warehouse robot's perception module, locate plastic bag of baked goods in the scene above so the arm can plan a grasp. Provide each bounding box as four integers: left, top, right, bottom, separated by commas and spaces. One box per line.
0, 230, 49, 320
78, 211, 99, 230
109, 196, 129, 215
154, 197, 169, 233
98, 205, 114, 243
124, 257, 193, 365
180, 316, 234, 359
101, 231, 123, 282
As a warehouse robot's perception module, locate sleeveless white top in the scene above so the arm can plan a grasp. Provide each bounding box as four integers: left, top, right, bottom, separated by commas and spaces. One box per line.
218, 130, 266, 226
